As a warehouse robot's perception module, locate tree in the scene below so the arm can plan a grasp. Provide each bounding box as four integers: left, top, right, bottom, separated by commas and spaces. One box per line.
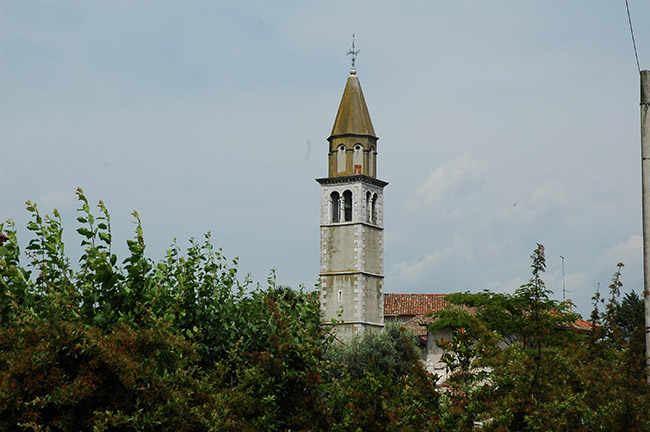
615, 290, 644, 341
323, 324, 441, 431
430, 244, 599, 431
580, 264, 650, 432
325, 323, 419, 380
0, 190, 332, 431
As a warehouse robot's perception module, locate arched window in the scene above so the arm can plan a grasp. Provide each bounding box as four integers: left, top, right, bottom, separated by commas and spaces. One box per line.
366, 191, 371, 222
371, 193, 378, 224
353, 144, 363, 174
369, 146, 376, 177
331, 191, 340, 223
336, 145, 346, 173
343, 190, 353, 222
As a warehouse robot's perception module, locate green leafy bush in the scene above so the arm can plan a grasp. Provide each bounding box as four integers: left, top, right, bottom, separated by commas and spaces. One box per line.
0, 189, 331, 431
3, 191, 650, 431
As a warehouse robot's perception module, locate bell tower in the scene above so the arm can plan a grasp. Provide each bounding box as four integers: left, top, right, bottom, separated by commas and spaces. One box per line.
317, 48, 387, 338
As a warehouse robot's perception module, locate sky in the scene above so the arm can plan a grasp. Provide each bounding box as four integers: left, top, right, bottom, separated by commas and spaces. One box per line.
1, 1, 649, 318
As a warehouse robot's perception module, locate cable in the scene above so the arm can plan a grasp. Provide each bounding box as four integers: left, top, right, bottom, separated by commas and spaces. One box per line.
625, 0, 641, 73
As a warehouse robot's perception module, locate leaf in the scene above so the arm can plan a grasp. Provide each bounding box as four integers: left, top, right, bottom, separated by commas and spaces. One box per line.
76, 227, 94, 239
93, 313, 107, 327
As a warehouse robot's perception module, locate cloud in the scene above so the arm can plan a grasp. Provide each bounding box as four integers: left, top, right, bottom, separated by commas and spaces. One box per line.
388, 235, 475, 287
598, 235, 642, 269
563, 272, 590, 302
38, 191, 75, 208
543, 270, 589, 302
592, 234, 643, 298
487, 277, 526, 295
547, 237, 643, 317
531, 180, 570, 208
406, 155, 486, 213
390, 249, 446, 285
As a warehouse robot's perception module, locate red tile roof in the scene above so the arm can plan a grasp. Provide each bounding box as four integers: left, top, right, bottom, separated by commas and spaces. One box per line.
573, 319, 593, 331
384, 293, 449, 316
384, 293, 592, 335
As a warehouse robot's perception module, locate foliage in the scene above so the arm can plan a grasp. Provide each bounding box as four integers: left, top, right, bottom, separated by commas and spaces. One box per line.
325, 323, 420, 379
579, 263, 650, 432
431, 245, 579, 349
431, 244, 650, 431
0, 319, 205, 431
615, 289, 644, 341
0, 190, 332, 431
323, 324, 441, 431
3, 192, 650, 431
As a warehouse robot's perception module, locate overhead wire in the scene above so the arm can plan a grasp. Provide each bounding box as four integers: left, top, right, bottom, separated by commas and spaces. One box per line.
625, 0, 641, 73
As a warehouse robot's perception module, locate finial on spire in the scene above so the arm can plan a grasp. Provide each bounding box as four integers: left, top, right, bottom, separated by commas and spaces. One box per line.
346, 33, 359, 74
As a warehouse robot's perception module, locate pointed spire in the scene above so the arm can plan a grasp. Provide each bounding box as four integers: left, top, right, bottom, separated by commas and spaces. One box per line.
330, 70, 376, 138
331, 35, 375, 138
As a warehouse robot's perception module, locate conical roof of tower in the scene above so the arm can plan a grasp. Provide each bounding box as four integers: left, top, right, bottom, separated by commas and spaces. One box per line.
330, 68, 376, 138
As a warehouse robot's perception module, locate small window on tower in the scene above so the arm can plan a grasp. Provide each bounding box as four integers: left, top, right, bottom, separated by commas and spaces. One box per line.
337, 145, 346, 173
331, 191, 341, 223
337, 290, 343, 302
371, 193, 378, 224
366, 191, 371, 222
343, 190, 353, 222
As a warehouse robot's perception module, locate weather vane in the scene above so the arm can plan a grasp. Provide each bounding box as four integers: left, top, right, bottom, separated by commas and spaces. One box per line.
346, 33, 360, 69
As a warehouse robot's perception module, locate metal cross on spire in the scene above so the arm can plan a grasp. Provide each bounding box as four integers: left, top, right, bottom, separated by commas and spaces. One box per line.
347, 34, 360, 70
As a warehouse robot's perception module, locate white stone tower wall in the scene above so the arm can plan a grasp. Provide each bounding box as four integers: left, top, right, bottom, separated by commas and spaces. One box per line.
319, 178, 385, 338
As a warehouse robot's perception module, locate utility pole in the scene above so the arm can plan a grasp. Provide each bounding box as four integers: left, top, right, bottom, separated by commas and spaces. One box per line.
640, 70, 650, 381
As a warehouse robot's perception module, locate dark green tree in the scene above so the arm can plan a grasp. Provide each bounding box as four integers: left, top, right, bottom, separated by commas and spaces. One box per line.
615, 290, 644, 341
0, 190, 332, 431
323, 324, 441, 431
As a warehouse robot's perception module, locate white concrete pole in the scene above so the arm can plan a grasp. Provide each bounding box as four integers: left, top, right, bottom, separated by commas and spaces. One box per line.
641, 70, 650, 381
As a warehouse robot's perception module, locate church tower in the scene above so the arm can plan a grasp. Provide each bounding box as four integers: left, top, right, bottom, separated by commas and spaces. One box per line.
317, 57, 388, 338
